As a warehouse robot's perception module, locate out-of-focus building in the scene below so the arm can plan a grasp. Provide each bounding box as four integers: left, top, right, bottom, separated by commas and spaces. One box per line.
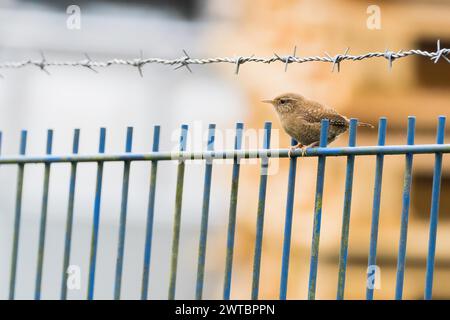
207, 0, 450, 299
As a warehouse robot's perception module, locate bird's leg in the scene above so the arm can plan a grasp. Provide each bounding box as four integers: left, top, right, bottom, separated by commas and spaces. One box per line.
300, 141, 319, 156
288, 142, 303, 158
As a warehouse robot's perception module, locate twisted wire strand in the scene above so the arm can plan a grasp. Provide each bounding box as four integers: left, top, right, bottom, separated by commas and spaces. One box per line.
0, 42, 448, 75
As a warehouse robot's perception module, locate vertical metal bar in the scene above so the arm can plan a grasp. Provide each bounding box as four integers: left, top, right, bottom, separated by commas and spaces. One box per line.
366, 118, 387, 300
141, 125, 161, 300
61, 129, 80, 300
35, 129, 53, 300
114, 127, 133, 300
223, 123, 243, 300
307, 119, 329, 300
424, 116, 446, 300
195, 124, 216, 300
279, 138, 298, 300
168, 125, 189, 300
336, 119, 358, 300
9, 130, 27, 300
87, 128, 106, 300
395, 117, 416, 300
251, 122, 272, 300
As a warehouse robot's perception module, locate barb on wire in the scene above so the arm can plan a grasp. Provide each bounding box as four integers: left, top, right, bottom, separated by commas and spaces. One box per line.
234, 56, 243, 75
384, 49, 395, 71
38, 51, 50, 75
274, 45, 298, 72
235, 54, 254, 75
324, 47, 350, 73
0, 43, 448, 77
431, 39, 450, 64
82, 53, 98, 73
131, 50, 145, 77
174, 49, 192, 73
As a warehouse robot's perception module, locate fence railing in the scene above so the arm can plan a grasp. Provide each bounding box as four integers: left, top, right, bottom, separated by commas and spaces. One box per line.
0, 116, 448, 300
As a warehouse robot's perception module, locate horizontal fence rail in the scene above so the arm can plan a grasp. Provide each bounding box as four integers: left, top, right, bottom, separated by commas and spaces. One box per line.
0, 144, 449, 164
0, 116, 448, 300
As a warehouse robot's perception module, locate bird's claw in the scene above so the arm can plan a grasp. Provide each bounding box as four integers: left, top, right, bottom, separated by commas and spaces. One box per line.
301, 147, 308, 157
288, 143, 303, 158
288, 147, 295, 158
299, 142, 319, 157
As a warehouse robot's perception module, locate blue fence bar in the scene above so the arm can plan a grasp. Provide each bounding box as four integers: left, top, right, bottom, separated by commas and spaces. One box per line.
141, 125, 161, 300
61, 129, 80, 300
168, 125, 189, 300
35, 129, 53, 300
87, 128, 106, 300
9, 130, 27, 300
336, 119, 357, 300
424, 116, 446, 300
307, 119, 329, 300
114, 127, 133, 300
223, 122, 244, 300
395, 117, 416, 300
279, 138, 298, 300
251, 122, 272, 300
366, 118, 387, 300
195, 124, 216, 300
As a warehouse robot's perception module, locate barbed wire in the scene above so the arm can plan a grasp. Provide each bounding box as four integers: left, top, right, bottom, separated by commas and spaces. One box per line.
0, 40, 448, 77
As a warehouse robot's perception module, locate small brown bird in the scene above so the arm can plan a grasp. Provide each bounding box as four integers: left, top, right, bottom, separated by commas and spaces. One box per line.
262, 93, 374, 157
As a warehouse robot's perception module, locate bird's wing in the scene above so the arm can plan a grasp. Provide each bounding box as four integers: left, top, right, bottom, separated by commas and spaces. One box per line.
299, 100, 348, 127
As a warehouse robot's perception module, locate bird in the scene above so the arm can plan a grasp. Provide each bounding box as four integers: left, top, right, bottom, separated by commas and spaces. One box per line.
262, 93, 374, 157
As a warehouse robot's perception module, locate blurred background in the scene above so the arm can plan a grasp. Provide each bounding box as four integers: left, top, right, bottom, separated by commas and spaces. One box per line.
0, 0, 449, 300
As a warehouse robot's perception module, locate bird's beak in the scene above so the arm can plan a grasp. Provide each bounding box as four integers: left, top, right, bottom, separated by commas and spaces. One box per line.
261, 99, 274, 104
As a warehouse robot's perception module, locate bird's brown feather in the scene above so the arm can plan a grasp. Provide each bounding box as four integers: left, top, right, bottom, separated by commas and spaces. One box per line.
266, 92, 373, 147
295, 98, 349, 128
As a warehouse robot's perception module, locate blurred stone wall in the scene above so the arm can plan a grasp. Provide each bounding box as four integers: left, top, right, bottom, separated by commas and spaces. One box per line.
207, 0, 450, 299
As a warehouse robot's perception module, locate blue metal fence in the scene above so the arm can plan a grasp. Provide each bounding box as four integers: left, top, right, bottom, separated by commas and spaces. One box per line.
0, 116, 448, 300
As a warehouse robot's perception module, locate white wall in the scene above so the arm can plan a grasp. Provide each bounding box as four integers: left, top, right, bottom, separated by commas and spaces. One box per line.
0, 2, 247, 299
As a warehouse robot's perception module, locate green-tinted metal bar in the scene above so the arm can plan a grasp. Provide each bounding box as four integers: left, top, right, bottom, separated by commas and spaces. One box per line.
223, 123, 244, 300
395, 117, 416, 299
114, 127, 133, 300
168, 125, 189, 300
61, 129, 80, 300
251, 122, 272, 300
336, 119, 357, 300
9, 130, 27, 300
141, 125, 161, 300
307, 119, 329, 300
35, 129, 53, 300
195, 124, 216, 300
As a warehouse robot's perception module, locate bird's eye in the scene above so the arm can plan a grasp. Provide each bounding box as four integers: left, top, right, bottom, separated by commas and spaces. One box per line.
279, 99, 287, 104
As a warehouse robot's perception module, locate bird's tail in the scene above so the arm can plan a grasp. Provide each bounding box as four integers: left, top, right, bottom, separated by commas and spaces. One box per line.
357, 121, 374, 128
